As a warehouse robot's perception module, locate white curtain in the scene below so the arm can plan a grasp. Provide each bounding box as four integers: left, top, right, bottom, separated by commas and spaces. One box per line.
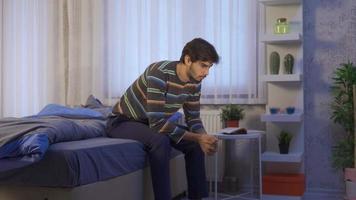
0, 0, 260, 117
64, 0, 186, 105
66, 0, 260, 105
0, 0, 3, 117
65, 0, 106, 105
0, 0, 66, 117
201, 0, 259, 104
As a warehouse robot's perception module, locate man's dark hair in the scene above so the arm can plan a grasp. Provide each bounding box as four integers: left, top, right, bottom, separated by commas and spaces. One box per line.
180, 38, 219, 64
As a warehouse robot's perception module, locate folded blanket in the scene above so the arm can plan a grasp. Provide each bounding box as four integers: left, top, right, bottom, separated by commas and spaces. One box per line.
0, 134, 48, 171
0, 104, 108, 172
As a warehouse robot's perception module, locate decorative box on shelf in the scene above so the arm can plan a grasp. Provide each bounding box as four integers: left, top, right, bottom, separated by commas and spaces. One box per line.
263, 173, 305, 196
261, 74, 302, 82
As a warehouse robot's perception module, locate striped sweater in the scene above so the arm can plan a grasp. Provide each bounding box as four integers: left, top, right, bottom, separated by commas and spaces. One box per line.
113, 61, 206, 143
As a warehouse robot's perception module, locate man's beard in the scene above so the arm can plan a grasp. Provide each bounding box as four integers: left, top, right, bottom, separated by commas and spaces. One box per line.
188, 70, 203, 83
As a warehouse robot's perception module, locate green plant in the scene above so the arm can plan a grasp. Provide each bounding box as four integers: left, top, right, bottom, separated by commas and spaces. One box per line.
330, 61, 356, 169
332, 139, 354, 170
269, 51, 280, 74
278, 131, 293, 145
220, 104, 245, 122
284, 54, 294, 74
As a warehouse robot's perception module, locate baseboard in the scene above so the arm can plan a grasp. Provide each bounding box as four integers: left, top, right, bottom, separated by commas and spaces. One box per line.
203, 184, 344, 200
304, 188, 344, 200
239, 186, 343, 200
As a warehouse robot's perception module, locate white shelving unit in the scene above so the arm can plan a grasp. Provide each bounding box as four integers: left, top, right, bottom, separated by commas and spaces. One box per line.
261, 113, 303, 122
262, 194, 302, 200
261, 151, 303, 163
261, 74, 302, 82
259, 0, 300, 6
258, 0, 304, 199
260, 33, 302, 44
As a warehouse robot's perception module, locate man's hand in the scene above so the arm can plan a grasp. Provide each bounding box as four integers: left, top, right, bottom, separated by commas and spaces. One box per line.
182, 132, 218, 155
198, 134, 218, 155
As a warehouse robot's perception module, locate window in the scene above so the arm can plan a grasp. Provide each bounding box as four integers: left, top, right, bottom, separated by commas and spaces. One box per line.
106, 0, 261, 104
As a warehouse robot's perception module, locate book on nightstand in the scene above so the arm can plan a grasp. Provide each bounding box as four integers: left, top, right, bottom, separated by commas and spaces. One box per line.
218, 127, 247, 135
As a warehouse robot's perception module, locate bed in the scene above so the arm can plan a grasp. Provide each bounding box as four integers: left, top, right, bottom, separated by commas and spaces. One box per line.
0, 96, 187, 200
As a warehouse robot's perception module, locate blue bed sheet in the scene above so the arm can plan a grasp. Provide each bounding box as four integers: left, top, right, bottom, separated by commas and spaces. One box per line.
0, 137, 146, 187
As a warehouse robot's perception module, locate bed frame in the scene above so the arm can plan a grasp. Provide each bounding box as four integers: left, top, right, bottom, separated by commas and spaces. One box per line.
0, 154, 187, 200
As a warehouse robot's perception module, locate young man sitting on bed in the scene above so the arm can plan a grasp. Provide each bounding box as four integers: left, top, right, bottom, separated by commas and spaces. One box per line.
107, 38, 219, 200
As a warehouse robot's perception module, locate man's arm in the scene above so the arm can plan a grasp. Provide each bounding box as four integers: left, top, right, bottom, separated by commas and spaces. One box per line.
182, 83, 206, 133
181, 83, 218, 155
145, 61, 187, 143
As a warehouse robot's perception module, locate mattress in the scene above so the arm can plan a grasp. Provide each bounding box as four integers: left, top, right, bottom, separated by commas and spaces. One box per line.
0, 137, 148, 187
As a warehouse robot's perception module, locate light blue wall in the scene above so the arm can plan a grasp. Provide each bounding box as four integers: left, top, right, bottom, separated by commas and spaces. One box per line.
304, 0, 356, 198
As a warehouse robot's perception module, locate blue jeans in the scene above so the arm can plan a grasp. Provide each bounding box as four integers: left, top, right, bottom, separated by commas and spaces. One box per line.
107, 115, 208, 200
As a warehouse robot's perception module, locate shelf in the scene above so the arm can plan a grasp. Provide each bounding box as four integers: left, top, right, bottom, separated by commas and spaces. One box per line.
260, 33, 302, 44
262, 194, 302, 200
261, 151, 303, 163
261, 113, 303, 122
259, 0, 301, 6
261, 74, 302, 82
259, 0, 304, 179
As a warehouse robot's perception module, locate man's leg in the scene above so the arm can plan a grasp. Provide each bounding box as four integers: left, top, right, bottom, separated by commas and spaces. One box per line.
172, 139, 208, 199
108, 121, 172, 200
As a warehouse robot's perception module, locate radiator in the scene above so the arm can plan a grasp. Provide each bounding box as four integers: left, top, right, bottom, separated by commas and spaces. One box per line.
178, 110, 223, 134
200, 110, 223, 134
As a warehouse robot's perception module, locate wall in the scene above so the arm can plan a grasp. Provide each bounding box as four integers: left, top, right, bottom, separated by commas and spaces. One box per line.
304, 0, 356, 198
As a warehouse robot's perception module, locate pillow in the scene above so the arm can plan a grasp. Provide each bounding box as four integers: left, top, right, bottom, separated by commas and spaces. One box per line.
37, 104, 104, 119
82, 94, 104, 109
82, 95, 113, 118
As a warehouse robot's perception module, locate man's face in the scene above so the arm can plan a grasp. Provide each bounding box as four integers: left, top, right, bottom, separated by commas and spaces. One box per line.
188, 60, 213, 82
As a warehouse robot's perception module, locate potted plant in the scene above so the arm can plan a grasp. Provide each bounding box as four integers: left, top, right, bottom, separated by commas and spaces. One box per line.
277, 131, 293, 154
220, 104, 245, 127
330, 61, 356, 198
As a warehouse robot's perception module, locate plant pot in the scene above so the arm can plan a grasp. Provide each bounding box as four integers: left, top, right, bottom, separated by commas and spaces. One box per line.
345, 168, 356, 182
279, 143, 289, 154
346, 180, 356, 198
226, 120, 239, 127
